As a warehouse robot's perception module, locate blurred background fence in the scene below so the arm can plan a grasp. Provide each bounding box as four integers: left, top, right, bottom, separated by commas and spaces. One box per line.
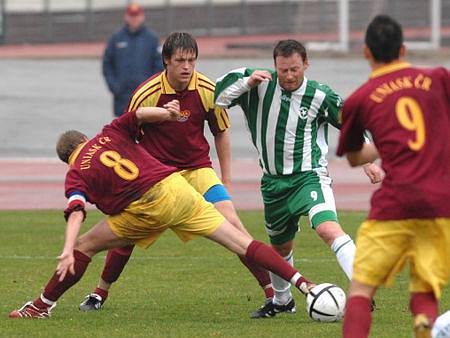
1, 0, 449, 50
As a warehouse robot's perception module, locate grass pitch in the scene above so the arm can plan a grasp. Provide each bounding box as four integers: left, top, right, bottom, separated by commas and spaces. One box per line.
1, 210, 448, 337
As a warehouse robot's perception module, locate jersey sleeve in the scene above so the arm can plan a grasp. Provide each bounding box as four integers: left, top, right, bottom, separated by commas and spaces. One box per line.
108, 111, 141, 140
207, 106, 230, 136
126, 75, 162, 112
65, 170, 87, 200
196, 75, 231, 135
64, 170, 88, 221
214, 67, 260, 108
336, 95, 366, 156
319, 84, 344, 129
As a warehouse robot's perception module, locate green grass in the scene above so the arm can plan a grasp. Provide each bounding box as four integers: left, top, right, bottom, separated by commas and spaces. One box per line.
0, 210, 448, 337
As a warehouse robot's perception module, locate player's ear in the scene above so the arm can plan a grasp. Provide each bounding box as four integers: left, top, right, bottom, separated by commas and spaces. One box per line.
163, 55, 170, 67
399, 44, 406, 58
363, 44, 372, 61
303, 57, 309, 69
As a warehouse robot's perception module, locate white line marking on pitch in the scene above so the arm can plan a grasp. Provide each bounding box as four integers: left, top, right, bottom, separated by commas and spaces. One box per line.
0, 255, 335, 262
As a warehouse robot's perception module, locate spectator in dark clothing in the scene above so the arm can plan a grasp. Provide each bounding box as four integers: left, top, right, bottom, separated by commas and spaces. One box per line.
103, 3, 163, 117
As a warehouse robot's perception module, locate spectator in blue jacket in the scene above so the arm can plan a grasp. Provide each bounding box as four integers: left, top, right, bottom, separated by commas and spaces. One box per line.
103, 3, 163, 117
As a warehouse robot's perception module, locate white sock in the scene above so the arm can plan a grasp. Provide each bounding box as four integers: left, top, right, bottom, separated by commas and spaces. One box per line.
40, 294, 55, 306
270, 251, 294, 305
331, 234, 356, 280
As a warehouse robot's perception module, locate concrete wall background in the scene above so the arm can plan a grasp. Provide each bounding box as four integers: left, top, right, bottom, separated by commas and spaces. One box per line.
2, 0, 450, 45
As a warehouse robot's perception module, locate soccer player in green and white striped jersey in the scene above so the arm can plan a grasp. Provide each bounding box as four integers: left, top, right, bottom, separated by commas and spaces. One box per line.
215, 40, 382, 318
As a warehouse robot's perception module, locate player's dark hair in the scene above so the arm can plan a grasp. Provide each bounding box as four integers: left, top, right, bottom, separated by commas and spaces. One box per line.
56, 130, 87, 164
365, 15, 403, 63
162, 32, 198, 67
273, 40, 307, 62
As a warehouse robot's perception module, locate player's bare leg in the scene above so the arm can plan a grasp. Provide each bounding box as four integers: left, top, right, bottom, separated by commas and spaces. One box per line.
206, 220, 314, 306
10, 219, 132, 318
316, 221, 355, 280
316, 221, 378, 312
75, 219, 133, 257
342, 280, 377, 338
79, 222, 135, 312
81, 200, 274, 313
214, 200, 250, 236
214, 200, 274, 303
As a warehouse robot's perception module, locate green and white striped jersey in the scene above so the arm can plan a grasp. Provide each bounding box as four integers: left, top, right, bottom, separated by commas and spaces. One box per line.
215, 67, 343, 176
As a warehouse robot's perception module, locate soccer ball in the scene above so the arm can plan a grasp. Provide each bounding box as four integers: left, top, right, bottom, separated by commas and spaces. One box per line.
306, 283, 346, 322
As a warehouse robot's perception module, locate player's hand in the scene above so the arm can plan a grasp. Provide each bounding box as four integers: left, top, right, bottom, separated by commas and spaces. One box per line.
164, 99, 181, 121
247, 70, 272, 88
56, 251, 75, 281
363, 163, 383, 184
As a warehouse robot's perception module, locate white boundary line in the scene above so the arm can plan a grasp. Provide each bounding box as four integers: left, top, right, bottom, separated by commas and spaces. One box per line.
0, 255, 336, 262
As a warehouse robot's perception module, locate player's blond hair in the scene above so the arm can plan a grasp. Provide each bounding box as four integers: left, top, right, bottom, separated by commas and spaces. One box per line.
56, 130, 86, 163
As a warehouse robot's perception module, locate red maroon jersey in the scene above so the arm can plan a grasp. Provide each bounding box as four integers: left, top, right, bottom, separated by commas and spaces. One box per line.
126, 70, 230, 169
64, 112, 177, 215
337, 62, 450, 220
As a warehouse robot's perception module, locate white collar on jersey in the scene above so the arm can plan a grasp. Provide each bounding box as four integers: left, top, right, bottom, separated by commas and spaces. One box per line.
277, 76, 308, 95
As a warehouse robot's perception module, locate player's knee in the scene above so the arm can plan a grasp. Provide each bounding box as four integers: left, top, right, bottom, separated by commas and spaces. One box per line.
214, 201, 249, 235
74, 236, 101, 257
316, 221, 345, 246
272, 242, 293, 257
74, 244, 99, 258
208, 220, 252, 255
74, 237, 86, 250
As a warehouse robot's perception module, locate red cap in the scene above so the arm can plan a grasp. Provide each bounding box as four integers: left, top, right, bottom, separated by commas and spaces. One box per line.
126, 3, 144, 16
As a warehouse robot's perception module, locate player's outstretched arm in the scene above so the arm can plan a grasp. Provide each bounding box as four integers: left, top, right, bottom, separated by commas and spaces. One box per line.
346, 143, 379, 167
57, 210, 84, 281
215, 68, 271, 108
135, 99, 180, 123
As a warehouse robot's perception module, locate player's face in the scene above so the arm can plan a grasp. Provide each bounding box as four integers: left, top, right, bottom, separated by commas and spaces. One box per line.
165, 49, 197, 90
275, 52, 309, 92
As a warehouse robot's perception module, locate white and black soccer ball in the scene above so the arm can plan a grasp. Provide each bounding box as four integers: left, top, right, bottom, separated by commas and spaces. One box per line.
306, 283, 346, 322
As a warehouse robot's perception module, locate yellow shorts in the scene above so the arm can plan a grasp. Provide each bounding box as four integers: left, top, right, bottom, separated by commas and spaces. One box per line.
353, 218, 450, 298
107, 172, 225, 249
179, 167, 222, 196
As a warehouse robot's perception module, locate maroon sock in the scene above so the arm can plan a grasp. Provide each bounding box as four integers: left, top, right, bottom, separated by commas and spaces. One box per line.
94, 288, 109, 303
264, 285, 274, 299
410, 292, 438, 323
34, 250, 91, 307
245, 240, 310, 290
343, 296, 372, 338
238, 255, 273, 297
101, 245, 134, 284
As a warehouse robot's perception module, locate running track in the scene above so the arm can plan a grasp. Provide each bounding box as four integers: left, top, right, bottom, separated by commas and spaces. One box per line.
0, 158, 378, 211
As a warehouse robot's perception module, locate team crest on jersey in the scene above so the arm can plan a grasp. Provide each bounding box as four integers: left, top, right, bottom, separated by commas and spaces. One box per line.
177, 110, 190, 122
298, 107, 309, 119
